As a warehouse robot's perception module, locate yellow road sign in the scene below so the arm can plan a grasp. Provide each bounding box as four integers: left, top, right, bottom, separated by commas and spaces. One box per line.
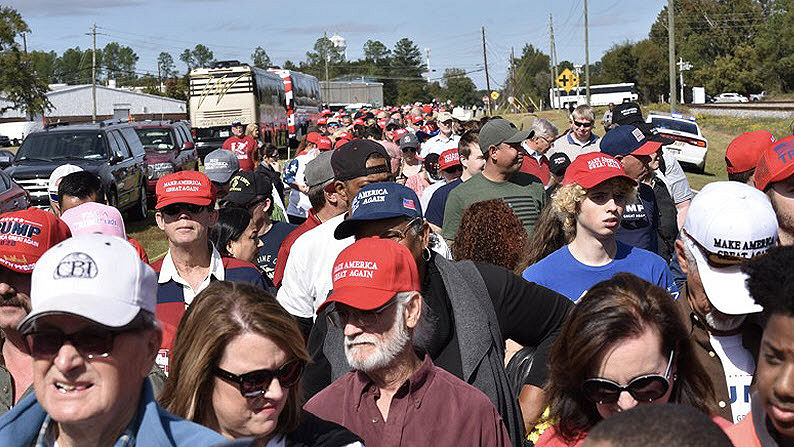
556, 68, 579, 93
491, 91, 500, 100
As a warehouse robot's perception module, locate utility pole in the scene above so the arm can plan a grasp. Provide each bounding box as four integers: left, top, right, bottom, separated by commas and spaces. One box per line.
91, 23, 97, 123
668, 0, 677, 112
323, 31, 329, 88
510, 47, 517, 111
21, 32, 27, 55
550, 13, 559, 109
426, 48, 431, 82
677, 58, 692, 104
482, 26, 491, 116
584, 0, 590, 104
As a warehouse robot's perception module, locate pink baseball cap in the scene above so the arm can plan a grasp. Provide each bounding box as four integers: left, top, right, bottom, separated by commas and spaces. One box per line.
60, 202, 127, 239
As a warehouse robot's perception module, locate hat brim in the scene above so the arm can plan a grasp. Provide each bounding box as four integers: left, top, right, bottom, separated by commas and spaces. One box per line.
504, 129, 535, 144
334, 211, 413, 239
686, 239, 763, 315
18, 292, 141, 334
316, 286, 396, 315
155, 196, 213, 209
206, 170, 236, 184
631, 140, 663, 156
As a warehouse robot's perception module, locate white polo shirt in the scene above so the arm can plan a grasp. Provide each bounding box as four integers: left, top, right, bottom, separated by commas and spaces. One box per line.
277, 213, 353, 319
420, 133, 460, 158
157, 246, 224, 306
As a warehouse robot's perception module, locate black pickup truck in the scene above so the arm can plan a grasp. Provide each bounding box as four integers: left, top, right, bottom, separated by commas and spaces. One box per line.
4, 120, 149, 220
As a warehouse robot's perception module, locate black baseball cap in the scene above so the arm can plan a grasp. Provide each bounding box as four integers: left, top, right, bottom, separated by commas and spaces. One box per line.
611, 102, 643, 126
223, 171, 273, 207
231, 121, 243, 128
549, 152, 571, 177
331, 139, 391, 182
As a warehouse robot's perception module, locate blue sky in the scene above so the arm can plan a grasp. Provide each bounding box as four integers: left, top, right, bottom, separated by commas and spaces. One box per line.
11, 0, 667, 90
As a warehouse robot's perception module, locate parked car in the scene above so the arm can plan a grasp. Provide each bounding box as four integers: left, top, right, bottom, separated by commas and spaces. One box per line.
647, 112, 708, 172
5, 119, 149, 220
134, 120, 199, 197
750, 91, 767, 102
713, 92, 749, 103
0, 169, 30, 212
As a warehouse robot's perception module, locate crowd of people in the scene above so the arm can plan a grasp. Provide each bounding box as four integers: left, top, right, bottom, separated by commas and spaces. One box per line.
0, 100, 792, 446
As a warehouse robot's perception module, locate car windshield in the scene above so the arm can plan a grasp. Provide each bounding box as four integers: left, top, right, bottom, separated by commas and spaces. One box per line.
16, 132, 106, 161
651, 118, 699, 135
135, 128, 175, 151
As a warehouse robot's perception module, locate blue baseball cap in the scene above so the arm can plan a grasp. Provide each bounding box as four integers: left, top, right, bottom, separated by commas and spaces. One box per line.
334, 182, 422, 240
600, 125, 662, 158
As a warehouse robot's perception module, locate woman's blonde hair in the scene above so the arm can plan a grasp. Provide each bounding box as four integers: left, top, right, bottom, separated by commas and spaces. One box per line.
159, 281, 309, 435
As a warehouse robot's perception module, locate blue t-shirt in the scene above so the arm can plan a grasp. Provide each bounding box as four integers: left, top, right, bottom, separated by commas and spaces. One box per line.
616, 183, 659, 253
522, 241, 677, 302
425, 178, 462, 227
256, 221, 296, 282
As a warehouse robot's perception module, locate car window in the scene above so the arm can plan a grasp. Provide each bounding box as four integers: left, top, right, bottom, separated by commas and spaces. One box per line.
119, 127, 145, 157
110, 130, 133, 158
0, 171, 10, 193
651, 118, 699, 135
172, 127, 185, 147
136, 128, 176, 151
16, 132, 106, 161
106, 131, 126, 160
176, 125, 190, 145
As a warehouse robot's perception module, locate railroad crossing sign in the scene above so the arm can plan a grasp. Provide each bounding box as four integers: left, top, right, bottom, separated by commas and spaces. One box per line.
491, 91, 500, 100
556, 68, 579, 93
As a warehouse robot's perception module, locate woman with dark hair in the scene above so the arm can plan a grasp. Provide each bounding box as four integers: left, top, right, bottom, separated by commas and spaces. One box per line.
160, 281, 362, 446
523, 152, 676, 302
535, 273, 727, 447
210, 207, 261, 263
452, 199, 529, 273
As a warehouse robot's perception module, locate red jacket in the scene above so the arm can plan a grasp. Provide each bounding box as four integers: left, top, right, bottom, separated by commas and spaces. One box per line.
520, 154, 551, 186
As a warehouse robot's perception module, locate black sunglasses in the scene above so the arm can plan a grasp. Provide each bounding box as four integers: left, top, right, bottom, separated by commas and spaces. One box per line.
161, 203, 208, 216
581, 351, 674, 404
573, 120, 593, 128
214, 359, 304, 398
326, 298, 398, 328
26, 326, 136, 359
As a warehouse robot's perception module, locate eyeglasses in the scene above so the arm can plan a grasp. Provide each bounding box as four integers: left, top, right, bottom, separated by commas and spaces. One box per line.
378, 216, 422, 241
326, 298, 398, 328
25, 326, 136, 359
214, 359, 304, 398
402, 147, 417, 153
581, 351, 674, 405
573, 120, 594, 128
161, 203, 208, 216
682, 230, 748, 268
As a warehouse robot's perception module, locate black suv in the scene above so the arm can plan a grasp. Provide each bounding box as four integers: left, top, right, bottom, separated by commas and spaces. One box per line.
5, 120, 149, 220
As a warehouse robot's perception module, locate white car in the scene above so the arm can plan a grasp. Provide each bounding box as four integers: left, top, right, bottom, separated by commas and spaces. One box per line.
713, 92, 749, 103
646, 112, 708, 172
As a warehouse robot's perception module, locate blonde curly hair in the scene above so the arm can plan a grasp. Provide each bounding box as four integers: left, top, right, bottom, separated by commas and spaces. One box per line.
551, 178, 637, 240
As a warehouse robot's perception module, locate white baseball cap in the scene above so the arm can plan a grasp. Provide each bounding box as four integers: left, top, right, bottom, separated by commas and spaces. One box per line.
48, 164, 84, 194
682, 181, 778, 315
19, 233, 157, 333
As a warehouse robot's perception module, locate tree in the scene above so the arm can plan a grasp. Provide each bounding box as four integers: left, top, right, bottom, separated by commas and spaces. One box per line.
598, 42, 637, 84
505, 44, 552, 107
391, 38, 426, 104
29, 50, 58, 83
440, 68, 477, 106
251, 46, 272, 69
102, 42, 138, 85
694, 43, 763, 95
157, 52, 176, 79
283, 60, 298, 71
180, 44, 215, 72
57, 46, 95, 84
633, 39, 667, 102
363, 40, 391, 64
755, 0, 794, 91
304, 36, 344, 78
0, 6, 51, 118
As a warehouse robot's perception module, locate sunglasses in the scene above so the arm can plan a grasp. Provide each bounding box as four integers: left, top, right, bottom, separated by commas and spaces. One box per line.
402, 147, 417, 153
682, 231, 747, 268
214, 360, 304, 398
26, 326, 136, 359
161, 203, 208, 216
326, 298, 398, 328
573, 120, 593, 128
581, 351, 674, 405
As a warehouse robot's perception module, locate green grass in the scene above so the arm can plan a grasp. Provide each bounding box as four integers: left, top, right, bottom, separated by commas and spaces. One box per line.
127, 211, 169, 262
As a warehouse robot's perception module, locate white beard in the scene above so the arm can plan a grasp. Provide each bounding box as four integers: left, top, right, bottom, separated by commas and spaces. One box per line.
704, 310, 746, 332
344, 305, 411, 373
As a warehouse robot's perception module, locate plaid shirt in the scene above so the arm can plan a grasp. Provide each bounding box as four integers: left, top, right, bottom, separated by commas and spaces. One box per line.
34, 414, 136, 447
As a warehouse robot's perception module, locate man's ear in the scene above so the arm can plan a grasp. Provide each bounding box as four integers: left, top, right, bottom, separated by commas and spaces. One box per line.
155, 211, 166, 230
141, 326, 163, 379
405, 292, 423, 329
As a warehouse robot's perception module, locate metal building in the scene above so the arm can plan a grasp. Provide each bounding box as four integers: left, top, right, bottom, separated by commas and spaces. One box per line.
0, 84, 187, 123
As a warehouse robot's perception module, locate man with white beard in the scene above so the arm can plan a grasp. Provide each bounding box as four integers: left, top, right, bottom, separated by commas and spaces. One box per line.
304, 238, 511, 447
674, 181, 779, 423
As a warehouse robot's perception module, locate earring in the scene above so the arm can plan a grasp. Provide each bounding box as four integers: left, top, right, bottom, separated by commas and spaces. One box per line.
422, 247, 431, 261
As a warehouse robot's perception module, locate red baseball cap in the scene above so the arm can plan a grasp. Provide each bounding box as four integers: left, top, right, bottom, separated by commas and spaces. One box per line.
317, 118, 328, 126
726, 130, 776, 174
306, 132, 322, 144
317, 136, 333, 151
321, 109, 332, 117
354, 118, 366, 126
155, 171, 215, 209
422, 105, 433, 114
318, 238, 420, 314
563, 152, 637, 189
754, 135, 794, 191
411, 115, 423, 124
0, 208, 71, 273
439, 148, 461, 170
334, 138, 350, 149
392, 128, 408, 142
